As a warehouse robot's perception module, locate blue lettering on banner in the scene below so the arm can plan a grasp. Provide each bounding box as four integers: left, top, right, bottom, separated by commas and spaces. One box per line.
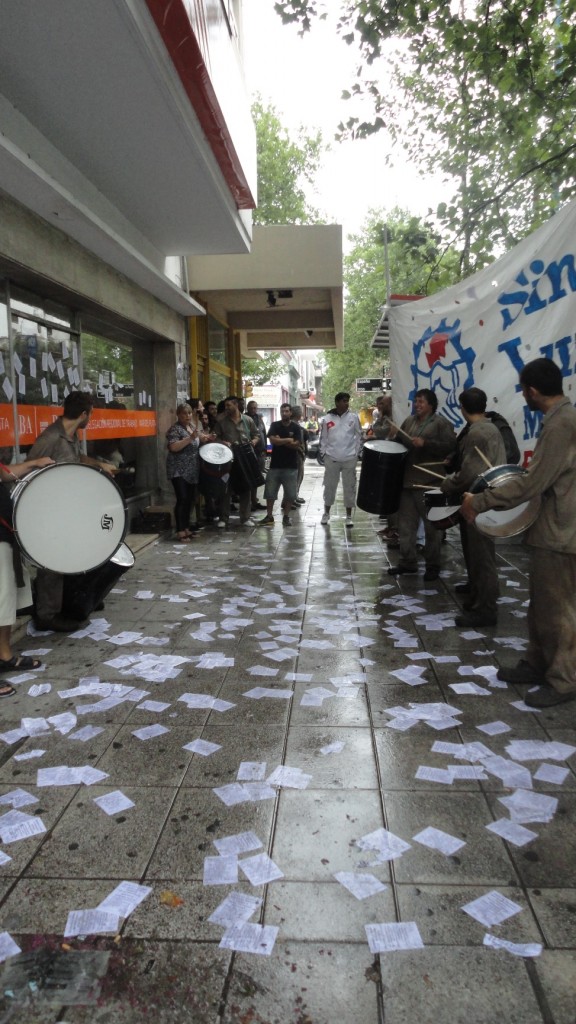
523, 406, 543, 442
410, 318, 475, 426
497, 253, 576, 330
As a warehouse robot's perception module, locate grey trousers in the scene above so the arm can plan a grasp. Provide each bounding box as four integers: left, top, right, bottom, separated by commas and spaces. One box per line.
460, 521, 499, 615
322, 455, 357, 508
526, 547, 576, 694
397, 488, 442, 570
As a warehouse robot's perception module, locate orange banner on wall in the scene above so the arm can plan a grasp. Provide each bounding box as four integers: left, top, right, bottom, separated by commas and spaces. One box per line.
0, 404, 157, 446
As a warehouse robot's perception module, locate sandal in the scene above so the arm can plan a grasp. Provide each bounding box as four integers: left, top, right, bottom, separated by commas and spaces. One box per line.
0, 655, 42, 673
175, 533, 191, 543
0, 683, 16, 698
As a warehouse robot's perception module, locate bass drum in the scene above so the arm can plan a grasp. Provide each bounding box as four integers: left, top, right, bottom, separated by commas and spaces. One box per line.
424, 488, 461, 530
11, 463, 127, 574
357, 440, 406, 515
231, 441, 265, 493
470, 464, 541, 538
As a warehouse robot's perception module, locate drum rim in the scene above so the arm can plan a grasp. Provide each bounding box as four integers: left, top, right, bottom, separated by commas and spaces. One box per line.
11, 462, 128, 574
363, 439, 407, 454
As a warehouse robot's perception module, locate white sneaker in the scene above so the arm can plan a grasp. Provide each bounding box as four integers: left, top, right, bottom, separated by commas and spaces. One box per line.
345, 515, 354, 528
217, 520, 227, 529
241, 518, 256, 527
320, 512, 330, 525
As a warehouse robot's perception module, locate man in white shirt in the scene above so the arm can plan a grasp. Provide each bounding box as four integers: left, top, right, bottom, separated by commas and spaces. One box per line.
318, 392, 362, 527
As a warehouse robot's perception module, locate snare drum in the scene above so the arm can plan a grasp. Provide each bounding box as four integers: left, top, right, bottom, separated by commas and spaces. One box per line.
12, 463, 127, 574
424, 489, 461, 530
470, 464, 541, 538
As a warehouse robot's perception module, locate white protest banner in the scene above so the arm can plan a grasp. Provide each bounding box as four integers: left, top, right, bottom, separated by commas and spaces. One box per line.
389, 198, 576, 464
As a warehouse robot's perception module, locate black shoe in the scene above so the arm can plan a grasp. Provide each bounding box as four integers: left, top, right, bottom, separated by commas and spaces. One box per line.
251, 503, 267, 511
388, 565, 418, 576
454, 612, 497, 628
455, 582, 472, 594
34, 615, 88, 632
282, 515, 292, 526
94, 602, 105, 612
525, 687, 576, 708
497, 661, 540, 685
295, 497, 306, 505
423, 568, 440, 581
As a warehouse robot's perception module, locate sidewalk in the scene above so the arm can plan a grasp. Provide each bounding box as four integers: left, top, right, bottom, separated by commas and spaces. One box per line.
0, 462, 574, 1023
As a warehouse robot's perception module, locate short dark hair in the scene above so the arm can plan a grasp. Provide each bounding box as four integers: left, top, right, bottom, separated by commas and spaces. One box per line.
415, 388, 438, 412
63, 391, 93, 419
520, 358, 563, 396
334, 392, 350, 403
459, 387, 487, 414
280, 402, 292, 412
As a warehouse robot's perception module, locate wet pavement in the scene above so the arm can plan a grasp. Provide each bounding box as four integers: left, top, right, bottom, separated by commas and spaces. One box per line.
1, 461, 575, 1023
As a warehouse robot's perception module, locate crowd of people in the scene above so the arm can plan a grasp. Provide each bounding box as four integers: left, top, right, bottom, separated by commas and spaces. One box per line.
1, 357, 575, 711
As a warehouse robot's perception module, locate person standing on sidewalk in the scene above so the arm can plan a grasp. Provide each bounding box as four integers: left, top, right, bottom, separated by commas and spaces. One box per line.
246, 400, 268, 513
318, 392, 362, 528
461, 357, 576, 708
440, 387, 506, 627
213, 397, 259, 528
258, 403, 302, 528
290, 405, 308, 507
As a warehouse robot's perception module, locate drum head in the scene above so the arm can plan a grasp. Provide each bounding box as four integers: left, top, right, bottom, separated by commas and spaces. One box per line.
199, 443, 233, 466
427, 505, 460, 523
13, 463, 127, 573
475, 496, 541, 538
363, 439, 407, 456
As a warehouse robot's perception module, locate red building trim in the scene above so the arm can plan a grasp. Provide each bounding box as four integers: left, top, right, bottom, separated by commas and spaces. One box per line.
144, 0, 255, 210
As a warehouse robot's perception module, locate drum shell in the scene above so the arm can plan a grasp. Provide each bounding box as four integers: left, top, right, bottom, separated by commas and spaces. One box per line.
61, 543, 134, 620
12, 463, 127, 574
199, 443, 233, 479
424, 488, 461, 530
470, 464, 541, 538
357, 440, 406, 515
230, 441, 265, 493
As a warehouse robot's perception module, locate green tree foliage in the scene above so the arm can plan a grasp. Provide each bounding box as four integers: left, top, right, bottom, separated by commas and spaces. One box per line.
274, 1, 576, 273
251, 97, 324, 225
321, 208, 459, 406
242, 352, 285, 387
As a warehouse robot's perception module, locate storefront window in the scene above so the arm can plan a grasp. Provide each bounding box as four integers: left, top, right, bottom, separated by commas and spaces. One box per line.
209, 368, 229, 404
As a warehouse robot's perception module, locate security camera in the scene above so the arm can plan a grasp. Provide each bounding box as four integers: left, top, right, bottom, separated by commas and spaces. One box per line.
304, 329, 314, 338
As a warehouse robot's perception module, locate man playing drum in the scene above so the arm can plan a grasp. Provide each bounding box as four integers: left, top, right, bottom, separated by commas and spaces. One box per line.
388, 388, 456, 581
0, 456, 54, 685
28, 391, 115, 632
440, 388, 506, 627
213, 396, 259, 528
461, 358, 576, 708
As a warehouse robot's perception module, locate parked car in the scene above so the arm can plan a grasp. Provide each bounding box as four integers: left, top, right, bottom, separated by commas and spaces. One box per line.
307, 436, 320, 461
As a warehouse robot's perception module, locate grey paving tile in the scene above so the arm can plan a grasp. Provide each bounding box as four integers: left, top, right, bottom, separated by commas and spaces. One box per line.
385, 791, 518, 886
289, 683, 371, 726
528, 888, 576, 947
123, 880, 256, 940
222, 941, 379, 1024
23, 786, 175, 879
95, 725, 198, 786
0, 785, 78, 876
145, 787, 275, 881
263, 879, 394, 941
284, 725, 378, 789
377, 946, 544, 1024
374, 730, 483, 791
181, 724, 286, 787
532, 950, 576, 1024
485, 791, 576, 888
396, 883, 541, 945
271, 789, 385, 881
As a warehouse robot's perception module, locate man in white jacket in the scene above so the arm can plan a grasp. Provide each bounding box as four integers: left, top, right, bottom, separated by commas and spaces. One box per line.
318, 392, 362, 527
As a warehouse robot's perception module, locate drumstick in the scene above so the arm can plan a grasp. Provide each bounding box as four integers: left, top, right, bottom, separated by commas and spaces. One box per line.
383, 417, 415, 444
413, 483, 436, 489
474, 446, 495, 471
414, 464, 447, 481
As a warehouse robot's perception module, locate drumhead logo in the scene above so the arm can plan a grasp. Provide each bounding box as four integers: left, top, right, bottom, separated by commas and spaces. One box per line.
410, 317, 476, 426
101, 514, 114, 531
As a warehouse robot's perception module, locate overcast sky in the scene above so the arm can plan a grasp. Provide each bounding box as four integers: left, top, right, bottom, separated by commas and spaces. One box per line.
242, 1, 451, 242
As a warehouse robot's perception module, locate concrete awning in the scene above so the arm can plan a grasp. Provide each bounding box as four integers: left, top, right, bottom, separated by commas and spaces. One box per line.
186, 225, 344, 352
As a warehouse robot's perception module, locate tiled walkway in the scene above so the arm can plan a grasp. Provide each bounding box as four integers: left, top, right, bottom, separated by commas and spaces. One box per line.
0, 462, 575, 1022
